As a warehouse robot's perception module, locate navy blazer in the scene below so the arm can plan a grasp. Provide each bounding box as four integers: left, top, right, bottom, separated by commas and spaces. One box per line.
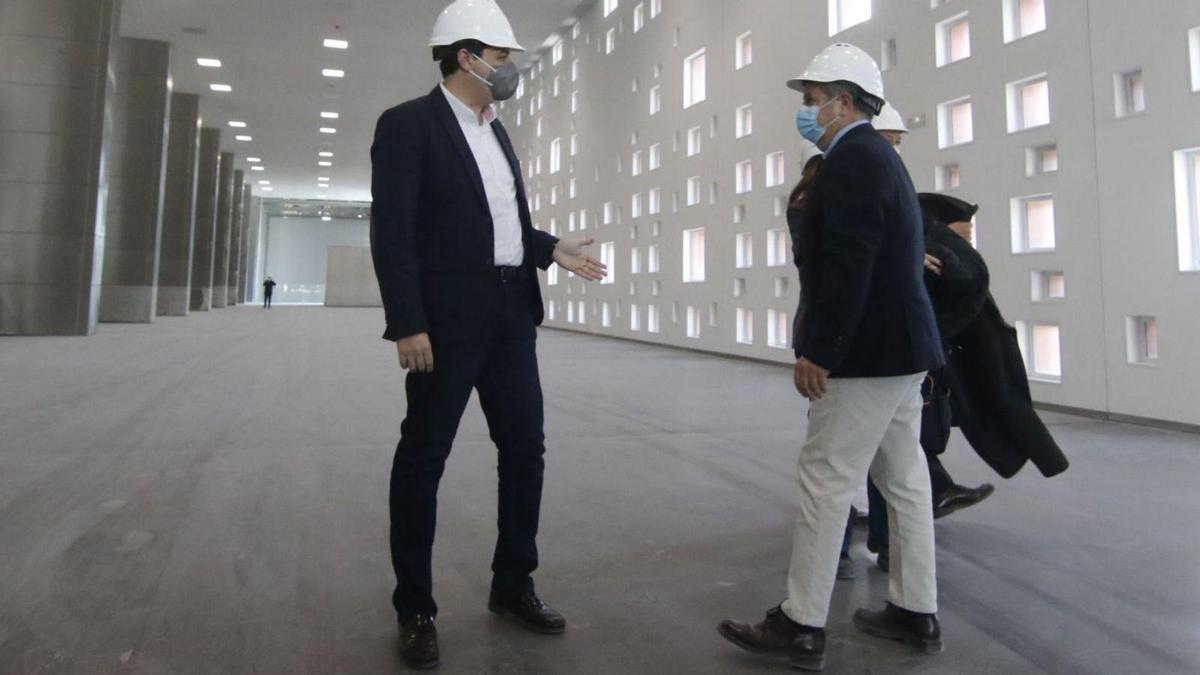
796, 123, 944, 378
370, 86, 559, 341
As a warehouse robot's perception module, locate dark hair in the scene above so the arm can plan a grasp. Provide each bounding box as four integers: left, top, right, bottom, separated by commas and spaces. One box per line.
789, 154, 825, 207
818, 80, 882, 117
434, 39, 487, 78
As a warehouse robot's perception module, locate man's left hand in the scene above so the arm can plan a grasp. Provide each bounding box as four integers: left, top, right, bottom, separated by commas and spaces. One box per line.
552, 238, 608, 281
794, 357, 830, 400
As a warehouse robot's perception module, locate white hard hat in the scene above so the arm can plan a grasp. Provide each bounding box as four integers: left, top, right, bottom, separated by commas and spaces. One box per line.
429, 0, 524, 53
787, 43, 884, 111
873, 103, 908, 133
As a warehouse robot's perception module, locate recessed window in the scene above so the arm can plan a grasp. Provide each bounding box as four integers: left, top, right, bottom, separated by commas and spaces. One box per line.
687, 126, 702, 156
936, 163, 961, 190
683, 228, 705, 282
1031, 270, 1065, 301
1010, 194, 1057, 253
648, 244, 660, 273
708, 303, 718, 328
881, 38, 897, 71
708, 181, 718, 205
631, 247, 642, 274
774, 277, 789, 298
1189, 28, 1200, 92
552, 40, 564, 65
1007, 74, 1050, 132
733, 278, 746, 298
571, 59, 580, 82
735, 104, 753, 138
736, 308, 754, 344
649, 188, 661, 214
649, 85, 662, 115
1173, 147, 1200, 271
733, 204, 746, 224
936, 13, 971, 67
630, 304, 642, 331
765, 152, 786, 188
569, 178, 578, 199
600, 242, 616, 285
601, 302, 612, 328
604, 202, 615, 225
767, 309, 789, 349
1003, 0, 1046, 43
571, 90, 579, 113
649, 143, 662, 170
570, 134, 579, 157
633, 2, 645, 31
604, 0, 619, 18
766, 228, 788, 267
631, 77, 640, 93
632, 150, 643, 176
686, 176, 701, 206
735, 160, 753, 194
686, 306, 701, 338
1015, 321, 1062, 382
631, 193, 643, 218
938, 97, 974, 148
1114, 69, 1146, 118
606, 28, 616, 54
647, 304, 660, 332
577, 301, 587, 325
736, 31, 753, 69
650, 0, 662, 18
683, 49, 707, 108
1125, 316, 1159, 364
736, 232, 753, 268
1026, 144, 1058, 176
829, 0, 872, 36
550, 138, 562, 173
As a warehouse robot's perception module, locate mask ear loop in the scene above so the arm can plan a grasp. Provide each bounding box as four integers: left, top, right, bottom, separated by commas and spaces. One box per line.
464, 51, 497, 89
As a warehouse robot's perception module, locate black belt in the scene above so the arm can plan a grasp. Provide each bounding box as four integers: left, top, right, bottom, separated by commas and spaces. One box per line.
493, 265, 527, 283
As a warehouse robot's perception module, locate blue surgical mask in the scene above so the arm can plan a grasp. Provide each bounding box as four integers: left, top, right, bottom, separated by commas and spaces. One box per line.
795, 99, 837, 144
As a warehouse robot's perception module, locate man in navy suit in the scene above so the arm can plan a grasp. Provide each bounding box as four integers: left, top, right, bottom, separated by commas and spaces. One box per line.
370, 1, 605, 669
719, 44, 945, 671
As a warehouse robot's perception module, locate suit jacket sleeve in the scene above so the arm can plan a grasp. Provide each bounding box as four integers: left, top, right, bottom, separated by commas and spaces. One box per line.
529, 229, 559, 271
801, 152, 886, 371
370, 107, 428, 342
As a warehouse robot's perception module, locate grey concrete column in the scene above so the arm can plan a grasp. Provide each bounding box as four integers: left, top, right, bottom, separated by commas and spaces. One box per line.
99, 37, 171, 323
156, 92, 200, 316
0, 0, 120, 336
242, 196, 263, 304
237, 188, 253, 303
211, 152, 234, 308
189, 129, 221, 311
226, 170, 244, 306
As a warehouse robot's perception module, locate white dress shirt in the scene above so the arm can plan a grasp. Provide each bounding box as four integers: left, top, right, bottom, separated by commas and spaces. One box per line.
440, 84, 524, 266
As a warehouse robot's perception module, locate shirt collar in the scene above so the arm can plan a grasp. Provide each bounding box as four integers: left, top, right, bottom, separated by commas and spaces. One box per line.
825, 119, 870, 155
441, 83, 496, 127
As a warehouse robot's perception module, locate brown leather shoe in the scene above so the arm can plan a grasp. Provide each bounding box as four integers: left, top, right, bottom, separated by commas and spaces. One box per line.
718, 605, 826, 671
488, 590, 566, 635
853, 602, 943, 653
398, 614, 439, 670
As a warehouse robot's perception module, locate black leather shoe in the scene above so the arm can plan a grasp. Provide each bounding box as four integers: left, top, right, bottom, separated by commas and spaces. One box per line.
488, 590, 566, 635
933, 483, 995, 519
718, 605, 826, 671
398, 614, 439, 670
853, 602, 942, 654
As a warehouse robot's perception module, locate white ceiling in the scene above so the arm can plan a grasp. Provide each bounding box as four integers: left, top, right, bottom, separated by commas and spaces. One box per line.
120, 0, 584, 202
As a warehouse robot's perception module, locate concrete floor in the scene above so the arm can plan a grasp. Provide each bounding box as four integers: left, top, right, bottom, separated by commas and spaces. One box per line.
1, 307, 1197, 675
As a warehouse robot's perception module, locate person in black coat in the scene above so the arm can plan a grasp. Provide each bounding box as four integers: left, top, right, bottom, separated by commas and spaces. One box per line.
262, 277, 276, 309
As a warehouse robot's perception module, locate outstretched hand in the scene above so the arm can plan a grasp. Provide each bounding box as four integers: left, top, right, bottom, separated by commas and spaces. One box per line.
552, 238, 607, 281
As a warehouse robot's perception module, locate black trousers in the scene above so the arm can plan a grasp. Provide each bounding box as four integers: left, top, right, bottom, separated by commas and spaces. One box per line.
389, 274, 545, 621
263, 294, 272, 308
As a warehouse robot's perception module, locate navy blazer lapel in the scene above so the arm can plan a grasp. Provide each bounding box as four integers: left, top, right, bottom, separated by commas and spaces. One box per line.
429, 86, 489, 211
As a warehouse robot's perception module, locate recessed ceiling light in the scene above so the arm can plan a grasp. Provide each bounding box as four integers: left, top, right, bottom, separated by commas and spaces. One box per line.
250, 166, 265, 171
322, 69, 345, 78
319, 127, 337, 134
318, 151, 334, 157
246, 157, 261, 163
261, 186, 273, 191
322, 216, 332, 221
228, 121, 247, 128
323, 38, 349, 49
235, 135, 252, 142
197, 58, 222, 68
210, 83, 232, 92
318, 161, 332, 166
320, 111, 339, 119
258, 180, 271, 185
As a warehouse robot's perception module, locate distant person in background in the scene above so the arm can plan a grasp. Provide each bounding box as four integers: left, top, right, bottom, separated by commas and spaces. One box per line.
262, 277, 276, 309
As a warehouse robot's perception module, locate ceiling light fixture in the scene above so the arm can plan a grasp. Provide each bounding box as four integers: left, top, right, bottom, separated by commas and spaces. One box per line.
319, 127, 337, 134
259, 180, 271, 185
235, 135, 252, 142
318, 161, 332, 167
197, 58, 222, 68
261, 186, 273, 191
322, 69, 345, 78
318, 151, 334, 157
228, 121, 247, 128
246, 157, 261, 163
320, 112, 339, 119
323, 38, 349, 49
250, 166, 265, 171
210, 83, 232, 92
322, 216, 332, 221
